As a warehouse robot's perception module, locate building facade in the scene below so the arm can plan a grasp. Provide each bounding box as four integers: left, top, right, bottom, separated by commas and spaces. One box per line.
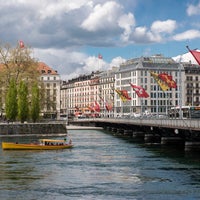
184, 63, 200, 106
61, 72, 101, 118
98, 67, 117, 117
114, 55, 185, 117
60, 55, 200, 119
38, 62, 61, 119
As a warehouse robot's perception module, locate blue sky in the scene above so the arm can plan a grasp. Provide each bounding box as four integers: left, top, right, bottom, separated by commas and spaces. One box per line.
0, 0, 200, 80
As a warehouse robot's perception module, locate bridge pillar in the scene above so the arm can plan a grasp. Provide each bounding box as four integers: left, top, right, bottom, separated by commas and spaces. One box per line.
105, 126, 112, 131
132, 131, 144, 141
185, 141, 200, 151
161, 137, 184, 146
111, 127, 117, 133
124, 129, 133, 136
144, 134, 161, 143
116, 128, 124, 135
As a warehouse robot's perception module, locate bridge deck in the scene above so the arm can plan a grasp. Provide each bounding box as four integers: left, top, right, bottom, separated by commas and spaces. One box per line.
72, 118, 200, 131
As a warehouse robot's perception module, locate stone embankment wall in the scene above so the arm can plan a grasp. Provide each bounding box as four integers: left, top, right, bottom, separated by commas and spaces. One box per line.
0, 123, 67, 136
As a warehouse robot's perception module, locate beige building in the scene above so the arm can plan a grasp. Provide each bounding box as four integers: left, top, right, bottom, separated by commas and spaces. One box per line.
60, 68, 118, 118
61, 72, 101, 118
115, 55, 185, 117
184, 63, 200, 106
38, 62, 61, 119
98, 67, 118, 117
60, 55, 200, 119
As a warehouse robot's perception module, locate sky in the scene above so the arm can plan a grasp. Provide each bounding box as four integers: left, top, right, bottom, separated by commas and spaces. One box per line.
1, 0, 200, 80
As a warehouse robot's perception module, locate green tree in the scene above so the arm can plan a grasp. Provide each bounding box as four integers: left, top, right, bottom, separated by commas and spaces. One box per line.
30, 82, 40, 122
0, 42, 40, 115
5, 78, 18, 121
18, 80, 29, 122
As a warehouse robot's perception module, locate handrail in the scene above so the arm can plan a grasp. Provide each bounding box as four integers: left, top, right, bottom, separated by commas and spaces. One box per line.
72, 118, 200, 131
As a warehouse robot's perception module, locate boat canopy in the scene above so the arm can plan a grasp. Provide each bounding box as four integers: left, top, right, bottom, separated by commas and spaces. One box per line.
39, 139, 66, 143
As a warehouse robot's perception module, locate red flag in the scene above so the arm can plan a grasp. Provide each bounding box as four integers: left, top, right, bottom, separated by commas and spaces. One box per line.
94, 101, 100, 112
75, 106, 79, 110
99, 96, 113, 111
19, 40, 24, 48
187, 46, 200, 65
87, 105, 95, 112
158, 73, 177, 88
130, 83, 149, 98
105, 99, 113, 111
98, 53, 103, 59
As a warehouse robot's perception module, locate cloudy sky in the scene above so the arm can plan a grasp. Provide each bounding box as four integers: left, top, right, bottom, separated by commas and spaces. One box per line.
1, 0, 200, 80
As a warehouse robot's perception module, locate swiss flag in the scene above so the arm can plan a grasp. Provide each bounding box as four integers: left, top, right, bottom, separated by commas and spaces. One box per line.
98, 53, 103, 59
94, 101, 100, 112
19, 40, 24, 48
130, 83, 149, 98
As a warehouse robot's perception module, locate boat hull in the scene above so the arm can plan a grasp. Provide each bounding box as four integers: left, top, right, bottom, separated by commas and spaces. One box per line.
2, 142, 73, 150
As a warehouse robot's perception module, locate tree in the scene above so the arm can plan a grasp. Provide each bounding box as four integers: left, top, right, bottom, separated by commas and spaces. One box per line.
30, 82, 40, 122
0, 42, 39, 87
0, 42, 41, 121
5, 78, 18, 121
18, 80, 29, 122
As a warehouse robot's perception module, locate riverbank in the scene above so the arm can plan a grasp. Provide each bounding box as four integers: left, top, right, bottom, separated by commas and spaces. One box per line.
0, 122, 67, 137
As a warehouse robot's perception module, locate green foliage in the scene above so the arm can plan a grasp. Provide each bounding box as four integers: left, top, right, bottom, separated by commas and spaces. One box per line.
0, 42, 42, 123
30, 82, 40, 122
18, 80, 29, 122
5, 78, 18, 121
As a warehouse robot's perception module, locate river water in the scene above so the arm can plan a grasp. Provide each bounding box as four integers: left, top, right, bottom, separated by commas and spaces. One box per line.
0, 129, 200, 200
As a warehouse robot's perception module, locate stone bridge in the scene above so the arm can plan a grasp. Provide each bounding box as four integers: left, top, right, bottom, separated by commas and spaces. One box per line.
70, 118, 200, 151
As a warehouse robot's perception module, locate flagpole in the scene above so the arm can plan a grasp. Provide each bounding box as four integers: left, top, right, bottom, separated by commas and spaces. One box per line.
179, 59, 183, 119
156, 84, 159, 118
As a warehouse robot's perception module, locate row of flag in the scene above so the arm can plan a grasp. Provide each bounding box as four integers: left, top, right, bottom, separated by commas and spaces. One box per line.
17, 41, 200, 111
75, 99, 113, 113
115, 71, 178, 102
74, 70, 177, 112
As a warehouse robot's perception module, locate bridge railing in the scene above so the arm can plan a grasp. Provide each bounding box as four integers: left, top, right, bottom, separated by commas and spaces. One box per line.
72, 117, 200, 131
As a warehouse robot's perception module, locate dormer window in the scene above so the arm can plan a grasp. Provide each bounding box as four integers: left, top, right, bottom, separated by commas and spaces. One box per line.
41, 70, 45, 74
48, 70, 51, 74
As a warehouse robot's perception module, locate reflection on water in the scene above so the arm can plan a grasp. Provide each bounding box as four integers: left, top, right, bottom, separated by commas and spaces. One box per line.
0, 129, 200, 200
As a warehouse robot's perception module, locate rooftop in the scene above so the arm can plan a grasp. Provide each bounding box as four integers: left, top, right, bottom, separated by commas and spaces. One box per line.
37, 62, 58, 75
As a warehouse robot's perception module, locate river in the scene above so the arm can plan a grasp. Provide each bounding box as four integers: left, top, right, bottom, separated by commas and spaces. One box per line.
0, 129, 200, 200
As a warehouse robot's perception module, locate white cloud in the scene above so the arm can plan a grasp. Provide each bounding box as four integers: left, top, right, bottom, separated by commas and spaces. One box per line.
151, 20, 177, 34
109, 56, 126, 68
173, 30, 200, 41
0, 0, 200, 81
83, 56, 107, 72
118, 13, 135, 42
81, 1, 122, 32
129, 26, 162, 43
187, 2, 200, 16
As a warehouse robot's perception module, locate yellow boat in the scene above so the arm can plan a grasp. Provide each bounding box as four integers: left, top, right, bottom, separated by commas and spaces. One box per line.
2, 139, 73, 150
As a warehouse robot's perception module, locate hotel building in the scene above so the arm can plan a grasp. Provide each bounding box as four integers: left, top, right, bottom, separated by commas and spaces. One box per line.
114, 55, 185, 117
38, 62, 61, 119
